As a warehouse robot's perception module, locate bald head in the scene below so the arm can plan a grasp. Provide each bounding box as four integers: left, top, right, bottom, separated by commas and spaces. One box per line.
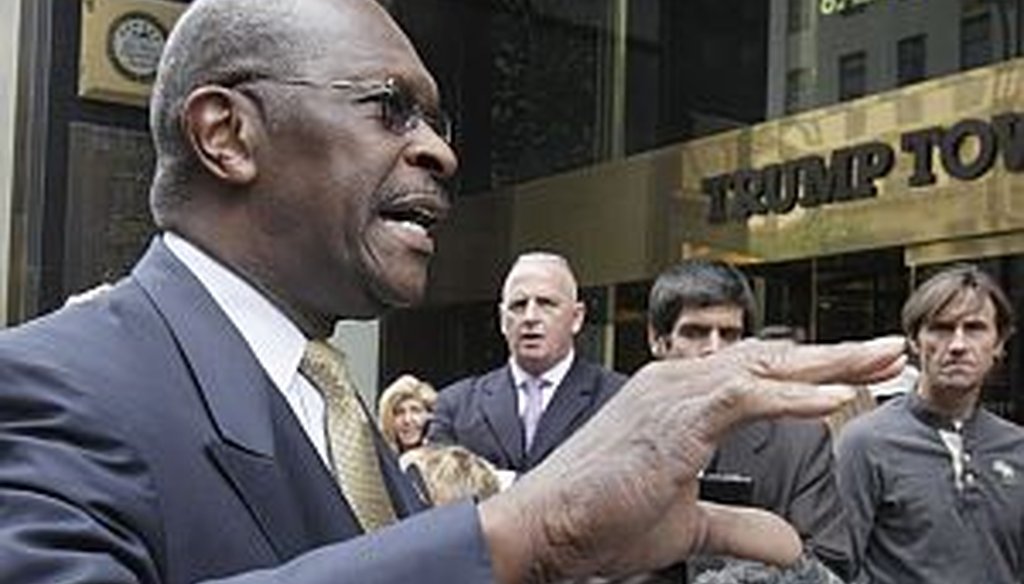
148, 0, 412, 225
499, 252, 585, 375
502, 252, 579, 303
144, 0, 456, 331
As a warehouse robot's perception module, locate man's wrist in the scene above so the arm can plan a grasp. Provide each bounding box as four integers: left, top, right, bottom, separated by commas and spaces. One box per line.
479, 495, 535, 584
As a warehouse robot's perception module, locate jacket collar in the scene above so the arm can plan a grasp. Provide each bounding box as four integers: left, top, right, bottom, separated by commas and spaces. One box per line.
133, 236, 276, 458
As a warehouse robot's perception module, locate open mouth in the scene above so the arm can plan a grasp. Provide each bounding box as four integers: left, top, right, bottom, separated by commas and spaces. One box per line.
378, 194, 449, 252
380, 206, 440, 235
519, 332, 545, 346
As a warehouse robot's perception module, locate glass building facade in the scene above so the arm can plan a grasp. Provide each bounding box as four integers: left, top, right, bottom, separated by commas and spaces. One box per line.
382, 0, 1024, 423
390, 0, 769, 192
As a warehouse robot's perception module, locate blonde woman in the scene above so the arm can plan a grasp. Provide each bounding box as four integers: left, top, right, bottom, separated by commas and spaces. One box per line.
377, 375, 437, 453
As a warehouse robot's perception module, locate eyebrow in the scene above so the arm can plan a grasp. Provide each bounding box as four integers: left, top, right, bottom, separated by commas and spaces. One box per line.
676, 323, 742, 331
506, 293, 561, 304
384, 72, 440, 108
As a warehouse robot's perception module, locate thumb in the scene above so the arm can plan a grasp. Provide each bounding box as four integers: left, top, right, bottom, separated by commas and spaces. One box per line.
696, 501, 803, 567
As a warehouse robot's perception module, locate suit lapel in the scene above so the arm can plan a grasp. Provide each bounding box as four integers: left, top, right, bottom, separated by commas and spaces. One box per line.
711, 420, 773, 477
132, 238, 351, 559
528, 357, 595, 464
206, 394, 354, 560
479, 367, 525, 470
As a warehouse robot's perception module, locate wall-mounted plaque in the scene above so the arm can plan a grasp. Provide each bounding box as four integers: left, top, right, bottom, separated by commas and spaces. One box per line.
79, 0, 184, 108
65, 122, 156, 295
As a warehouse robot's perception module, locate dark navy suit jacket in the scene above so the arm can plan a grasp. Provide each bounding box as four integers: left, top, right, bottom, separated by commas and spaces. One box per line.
0, 238, 492, 584
429, 357, 626, 473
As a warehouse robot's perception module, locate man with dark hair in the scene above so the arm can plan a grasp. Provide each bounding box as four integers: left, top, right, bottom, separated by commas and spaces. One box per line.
648, 260, 758, 347
836, 264, 1024, 583
648, 259, 852, 579
430, 252, 625, 475
0, 1, 906, 583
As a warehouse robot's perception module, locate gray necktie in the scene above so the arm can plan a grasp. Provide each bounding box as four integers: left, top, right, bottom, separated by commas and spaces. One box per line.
522, 377, 548, 451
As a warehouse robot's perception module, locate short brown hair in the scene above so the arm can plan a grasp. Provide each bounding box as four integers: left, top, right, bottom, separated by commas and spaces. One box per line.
902, 264, 1016, 342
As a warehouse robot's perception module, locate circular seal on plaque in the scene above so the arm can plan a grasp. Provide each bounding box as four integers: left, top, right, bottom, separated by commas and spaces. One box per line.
106, 11, 168, 84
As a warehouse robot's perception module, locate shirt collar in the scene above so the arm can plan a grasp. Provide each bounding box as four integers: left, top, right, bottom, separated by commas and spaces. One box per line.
904, 389, 980, 432
509, 349, 575, 390
163, 231, 306, 394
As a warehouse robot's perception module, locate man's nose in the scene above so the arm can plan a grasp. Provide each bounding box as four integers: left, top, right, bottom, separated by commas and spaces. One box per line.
404, 124, 458, 180
701, 330, 724, 356
523, 300, 542, 321
948, 327, 969, 352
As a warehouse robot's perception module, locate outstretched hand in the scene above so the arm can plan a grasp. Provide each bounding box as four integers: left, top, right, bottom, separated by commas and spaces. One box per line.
479, 336, 906, 583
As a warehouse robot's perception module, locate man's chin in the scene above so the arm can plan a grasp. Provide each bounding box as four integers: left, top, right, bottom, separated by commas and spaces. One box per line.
361, 250, 431, 307
335, 288, 416, 320
366, 270, 428, 311
514, 354, 557, 375
932, 376, 983, 395
383, 285, 426, 308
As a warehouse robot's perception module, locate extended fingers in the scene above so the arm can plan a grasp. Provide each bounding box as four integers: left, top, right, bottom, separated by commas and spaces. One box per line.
748, 335, 907, 385
739, 380, 859, 420
700, 336, 904, 425
695, 380, 856, 444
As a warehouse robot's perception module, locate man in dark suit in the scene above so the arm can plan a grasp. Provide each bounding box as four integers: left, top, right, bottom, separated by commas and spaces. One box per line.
0, 0, 491, 581
0, 0, 909, 582
647, 260, 852, 579
429, 252, 626, 475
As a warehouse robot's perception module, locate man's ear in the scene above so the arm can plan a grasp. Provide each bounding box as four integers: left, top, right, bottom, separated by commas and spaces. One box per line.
994, 338, 1007, 362
907, 336, 921, 358
181, 86, 260, 184
497, 302, 508, 336
571, 301, 586, 335
647, 324, 667, 359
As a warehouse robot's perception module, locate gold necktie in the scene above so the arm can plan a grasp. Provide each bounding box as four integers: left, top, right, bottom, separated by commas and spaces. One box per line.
300, 340, 396, 531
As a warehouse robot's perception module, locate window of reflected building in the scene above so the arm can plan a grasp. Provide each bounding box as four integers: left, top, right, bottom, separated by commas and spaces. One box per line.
961, 10, 994, 70
787, 0, 810, 34
897, 34, 927, 86
838, 50, 868, 101
785, 67, 810, 114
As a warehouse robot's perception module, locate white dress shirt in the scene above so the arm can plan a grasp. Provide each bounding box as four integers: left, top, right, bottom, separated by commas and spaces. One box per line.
164, 232, 330, 466
509, 349, 575, 417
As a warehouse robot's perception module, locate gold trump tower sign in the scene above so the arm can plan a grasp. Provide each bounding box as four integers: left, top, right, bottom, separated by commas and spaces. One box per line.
702, 113, 1024, 224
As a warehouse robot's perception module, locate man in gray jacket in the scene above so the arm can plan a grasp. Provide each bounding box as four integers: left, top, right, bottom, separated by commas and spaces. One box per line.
837, 264, 1023, 583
